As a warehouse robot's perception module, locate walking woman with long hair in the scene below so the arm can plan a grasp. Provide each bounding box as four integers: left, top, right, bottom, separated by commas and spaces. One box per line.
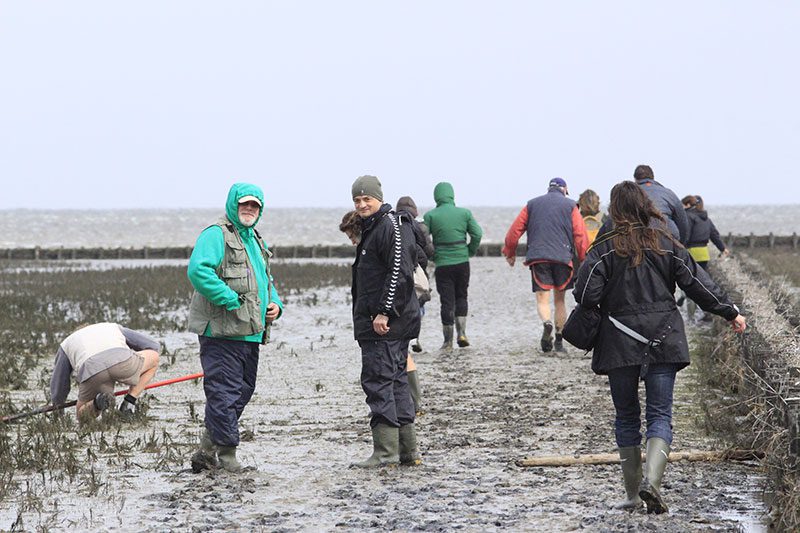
572, 181, 746, 514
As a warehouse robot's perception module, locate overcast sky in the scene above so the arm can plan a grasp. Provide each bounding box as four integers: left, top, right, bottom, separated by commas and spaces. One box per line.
1, 1, 797, 209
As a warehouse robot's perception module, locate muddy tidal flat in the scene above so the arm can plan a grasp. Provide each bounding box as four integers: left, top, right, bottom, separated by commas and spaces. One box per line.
0, 258, 767, 532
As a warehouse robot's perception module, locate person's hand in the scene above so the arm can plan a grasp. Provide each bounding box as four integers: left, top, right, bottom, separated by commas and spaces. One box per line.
730, 314, 746, 333
266, 302, 280, 322
373, 314, 390, 335
721, 249, 731, 258
506, 256, 516, 267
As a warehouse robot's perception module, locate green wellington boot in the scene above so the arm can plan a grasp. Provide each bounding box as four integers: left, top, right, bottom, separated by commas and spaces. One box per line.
441, 325, 454, 351
613, 446, 643, 510
455, 316, 470, 347
407, 370, 422, 415
217, 445, 244, 473
639, 437, 670, 514
399, 423, 422, 466
191, 429, 219, 473
351, 424, 400, 468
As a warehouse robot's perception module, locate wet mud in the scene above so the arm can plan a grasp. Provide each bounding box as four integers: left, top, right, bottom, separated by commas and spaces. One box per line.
1, 258, 767, 531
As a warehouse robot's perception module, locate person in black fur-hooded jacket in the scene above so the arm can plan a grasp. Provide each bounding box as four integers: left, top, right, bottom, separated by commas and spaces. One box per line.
349, 175, 422, 469
572, 181, 746, 514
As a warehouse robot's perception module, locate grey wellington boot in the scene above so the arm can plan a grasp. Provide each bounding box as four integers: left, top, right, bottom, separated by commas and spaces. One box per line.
190, 429, 219, 473
554, 332, 566, 353
440, 325, 454, 351
408, 370, 422, 415
351, 424, 400, 468
455, 316, 470, 347
639, 437, 670, 514
217, 445, 244, 473
613, 446, 643, 510
399, 423, 422, 466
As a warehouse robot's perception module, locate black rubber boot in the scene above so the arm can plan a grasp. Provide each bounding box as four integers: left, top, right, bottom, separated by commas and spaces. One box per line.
540, 321, 554, 352
411, 339, 422, 353
440, 325, 454, 351
191, 429, 219, 473
408, 370, 422, 415
93, 392, 115, 412
218, 445, 243, 473
554, 332, 565, 352
399, 424, 422, 466
639, 437, 670, 514
455, 316, 470, 347
613, 446, 643, 510
351, 424, 400, 468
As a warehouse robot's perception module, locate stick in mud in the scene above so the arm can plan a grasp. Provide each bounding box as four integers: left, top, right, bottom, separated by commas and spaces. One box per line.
516, 449, 763, 467
1, 372, 204, 423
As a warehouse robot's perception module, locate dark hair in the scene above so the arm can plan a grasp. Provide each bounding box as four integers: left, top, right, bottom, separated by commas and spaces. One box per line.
633, 164, 654, 181
338, 210, 361, 237
681, 195, 698, 208
577, 189, 600, 217
694, 195, 705, 211
608, 181, 672, 266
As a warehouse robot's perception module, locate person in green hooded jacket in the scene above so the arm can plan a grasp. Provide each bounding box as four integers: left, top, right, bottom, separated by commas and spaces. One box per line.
423, 182, 483, 350
187, 182, 284, 473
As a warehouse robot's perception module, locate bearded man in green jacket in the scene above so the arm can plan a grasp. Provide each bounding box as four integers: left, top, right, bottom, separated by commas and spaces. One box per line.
423, 182, 483, 350
187, 182, 284, 473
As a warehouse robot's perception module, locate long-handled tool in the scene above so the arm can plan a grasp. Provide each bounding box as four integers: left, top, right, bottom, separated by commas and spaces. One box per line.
1, 372, 204, 424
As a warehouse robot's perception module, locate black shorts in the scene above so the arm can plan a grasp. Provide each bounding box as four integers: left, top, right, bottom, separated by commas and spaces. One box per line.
530, 262, 574, 292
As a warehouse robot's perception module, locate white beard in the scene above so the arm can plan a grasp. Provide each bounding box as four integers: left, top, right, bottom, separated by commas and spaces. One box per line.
239, 214, 257, 227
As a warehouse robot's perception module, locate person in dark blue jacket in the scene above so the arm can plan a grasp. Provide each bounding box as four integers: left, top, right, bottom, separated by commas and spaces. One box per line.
573, 181, 745, 514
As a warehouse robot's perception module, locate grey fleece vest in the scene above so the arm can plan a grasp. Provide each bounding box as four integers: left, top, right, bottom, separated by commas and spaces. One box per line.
188, 217, 272, 341
525, 189, 576, 265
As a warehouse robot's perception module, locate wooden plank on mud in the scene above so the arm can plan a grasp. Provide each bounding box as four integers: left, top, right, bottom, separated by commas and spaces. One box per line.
516, 449, 762, 467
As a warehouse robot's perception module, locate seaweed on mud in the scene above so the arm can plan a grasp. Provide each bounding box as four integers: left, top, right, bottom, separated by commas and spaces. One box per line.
0, 260, 350, 390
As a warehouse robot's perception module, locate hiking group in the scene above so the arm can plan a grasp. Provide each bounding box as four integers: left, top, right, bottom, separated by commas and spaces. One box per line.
45, 165, 746, 515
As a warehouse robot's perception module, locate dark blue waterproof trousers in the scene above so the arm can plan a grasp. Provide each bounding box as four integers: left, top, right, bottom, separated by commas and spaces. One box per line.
359, 339, 415, 428
199, 336, 260, 447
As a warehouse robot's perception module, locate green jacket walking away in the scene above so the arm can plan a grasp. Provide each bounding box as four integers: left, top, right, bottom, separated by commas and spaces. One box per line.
422, 182, 483, 350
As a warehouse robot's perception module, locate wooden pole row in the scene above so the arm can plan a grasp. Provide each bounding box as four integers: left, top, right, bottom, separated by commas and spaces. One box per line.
0, 234, 798, 261
516, 449, 763, 467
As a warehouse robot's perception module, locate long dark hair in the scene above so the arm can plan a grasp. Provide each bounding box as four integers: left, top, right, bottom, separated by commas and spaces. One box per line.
608, 181, 673, 267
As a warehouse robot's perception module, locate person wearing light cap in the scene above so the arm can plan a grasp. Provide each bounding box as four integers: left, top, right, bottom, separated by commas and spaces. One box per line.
349, 175, 423, 468
187, 182, 284, 473
502, 178, 589, 353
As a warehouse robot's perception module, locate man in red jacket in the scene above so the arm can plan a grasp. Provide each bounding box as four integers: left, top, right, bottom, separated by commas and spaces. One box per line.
502, 178, 589, 352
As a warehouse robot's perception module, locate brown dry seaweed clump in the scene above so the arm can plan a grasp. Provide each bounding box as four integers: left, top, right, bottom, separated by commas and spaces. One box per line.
704, 253, 800, 530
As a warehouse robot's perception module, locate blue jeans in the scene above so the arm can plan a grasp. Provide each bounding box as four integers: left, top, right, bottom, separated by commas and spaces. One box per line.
607, 364, 679, 447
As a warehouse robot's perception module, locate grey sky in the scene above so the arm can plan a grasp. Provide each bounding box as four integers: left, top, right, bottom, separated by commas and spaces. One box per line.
1, 1, 797, 209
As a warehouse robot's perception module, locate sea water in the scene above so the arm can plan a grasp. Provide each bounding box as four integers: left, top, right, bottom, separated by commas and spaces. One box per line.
0, 205, 796, 248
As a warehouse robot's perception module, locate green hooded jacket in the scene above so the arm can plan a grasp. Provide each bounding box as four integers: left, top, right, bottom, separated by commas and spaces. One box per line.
422, 182, 483, 266
187, 183, 283, 343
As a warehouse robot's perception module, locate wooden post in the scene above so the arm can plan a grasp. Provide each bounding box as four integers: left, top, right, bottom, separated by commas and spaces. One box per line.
748, 233, 755, 248
793, 232, 798, 250
143, 246, 149, 259
727, 232, 734, 249
516, 449, 762, 467
34, 246, 40, 260
769, 232, 775, 248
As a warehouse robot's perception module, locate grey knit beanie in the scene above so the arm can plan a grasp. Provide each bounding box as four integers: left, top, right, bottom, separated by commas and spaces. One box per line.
351, 175, 383, 201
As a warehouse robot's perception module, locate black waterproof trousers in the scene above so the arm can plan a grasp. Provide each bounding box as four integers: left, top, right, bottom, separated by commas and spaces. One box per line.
359, 339, 415, 428
434, 261, 470, 326
199, 336, 260, 447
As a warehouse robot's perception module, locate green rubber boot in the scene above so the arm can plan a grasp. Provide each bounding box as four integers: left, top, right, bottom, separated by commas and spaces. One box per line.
217, 445, 243, 473
399, 423, 422, 466
351, 424, 400, 468
613, 446, 643, 510
639, 437, 670, 514
455, 316, 470, 347
407, 370, 422, 415
191, 429, 219, 473
441, 325, 454, 351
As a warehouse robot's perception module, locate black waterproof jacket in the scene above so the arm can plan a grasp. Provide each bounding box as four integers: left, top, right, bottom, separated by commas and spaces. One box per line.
685, 208, 726, 252
352, 204, 421, 341
573, 228, 739, 375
